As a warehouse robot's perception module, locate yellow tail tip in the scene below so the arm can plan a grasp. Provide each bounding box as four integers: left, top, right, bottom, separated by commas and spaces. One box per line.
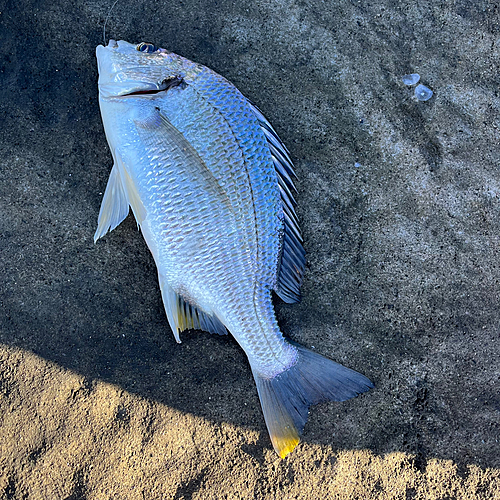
273, 434, 300, 459
253, 343, 373, 460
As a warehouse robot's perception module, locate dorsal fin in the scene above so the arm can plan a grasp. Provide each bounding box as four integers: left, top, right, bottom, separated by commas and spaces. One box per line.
247, 100, 305, 303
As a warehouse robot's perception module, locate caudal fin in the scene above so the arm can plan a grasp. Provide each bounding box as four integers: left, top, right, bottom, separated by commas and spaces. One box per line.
251, 344, 373, 458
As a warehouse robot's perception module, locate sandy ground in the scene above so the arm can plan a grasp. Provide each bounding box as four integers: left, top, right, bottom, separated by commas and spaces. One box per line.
0, 346, 499, 499
1, 0, 500, 498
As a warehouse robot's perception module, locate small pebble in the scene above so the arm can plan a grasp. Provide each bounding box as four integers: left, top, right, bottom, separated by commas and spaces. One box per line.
415, 84, 433, 101
402, 73, 420, 85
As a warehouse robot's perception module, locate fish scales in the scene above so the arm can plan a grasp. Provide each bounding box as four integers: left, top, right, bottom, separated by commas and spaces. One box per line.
147, 73, 290, 363
159, 85, 260, 275
161, 71, 280, 285
95, 40, 373, 458
138, 102, 281, 363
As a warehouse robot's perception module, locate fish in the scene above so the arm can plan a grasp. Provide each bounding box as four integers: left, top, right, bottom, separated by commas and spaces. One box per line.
94, 40, 373, 458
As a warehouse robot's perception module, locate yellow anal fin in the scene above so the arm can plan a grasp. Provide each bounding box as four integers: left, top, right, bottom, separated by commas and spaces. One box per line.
158, 274, 227, 343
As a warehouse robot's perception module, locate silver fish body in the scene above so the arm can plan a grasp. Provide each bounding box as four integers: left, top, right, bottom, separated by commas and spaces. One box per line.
95, 40, 373, 457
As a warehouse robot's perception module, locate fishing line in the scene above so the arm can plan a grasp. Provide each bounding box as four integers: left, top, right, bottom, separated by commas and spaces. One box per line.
103, 0, 122, 45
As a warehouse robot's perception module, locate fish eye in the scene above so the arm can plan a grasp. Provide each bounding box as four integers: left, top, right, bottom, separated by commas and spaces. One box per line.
136, 42, 158, 53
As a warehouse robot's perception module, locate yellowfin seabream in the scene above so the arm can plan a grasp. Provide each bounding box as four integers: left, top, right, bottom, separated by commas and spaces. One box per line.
95, 40, 373, 458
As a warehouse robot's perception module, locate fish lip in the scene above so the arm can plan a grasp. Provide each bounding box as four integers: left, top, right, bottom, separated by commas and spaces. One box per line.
95, 40, 118, 50
107, 83, 165, 98
100, 76, 185, 99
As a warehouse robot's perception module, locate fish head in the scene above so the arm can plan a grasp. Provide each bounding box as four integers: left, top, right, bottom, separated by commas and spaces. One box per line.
96, 40, 198, 99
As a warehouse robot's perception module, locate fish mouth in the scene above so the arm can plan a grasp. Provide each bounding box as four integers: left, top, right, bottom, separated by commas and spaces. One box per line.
99, 76, 186, 99
119, 76, 185, 97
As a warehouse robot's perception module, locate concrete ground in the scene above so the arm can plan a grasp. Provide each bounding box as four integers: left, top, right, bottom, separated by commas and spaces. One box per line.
1, 0, 499, 498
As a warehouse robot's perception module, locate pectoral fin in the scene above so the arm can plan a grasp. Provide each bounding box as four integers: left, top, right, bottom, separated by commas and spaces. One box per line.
94, 164, 130, 243
94, 149, 148, 242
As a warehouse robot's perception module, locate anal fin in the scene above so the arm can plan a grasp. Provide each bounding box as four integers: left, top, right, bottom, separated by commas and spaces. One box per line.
158, 275, 227, 342
94, 164, 130, 242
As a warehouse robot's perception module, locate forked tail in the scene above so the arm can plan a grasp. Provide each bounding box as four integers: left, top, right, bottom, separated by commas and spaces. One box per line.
251, 343, 373, 458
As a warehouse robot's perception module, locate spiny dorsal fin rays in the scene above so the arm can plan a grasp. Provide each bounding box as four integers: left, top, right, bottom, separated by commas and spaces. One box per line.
263, 129, 297, 184
279, 184, 298, 222
278, 175, 298, 210
272, 153, 296, 193
246, 100, 293, 157
246, 100, 297, 180
246, 99, 305, 304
